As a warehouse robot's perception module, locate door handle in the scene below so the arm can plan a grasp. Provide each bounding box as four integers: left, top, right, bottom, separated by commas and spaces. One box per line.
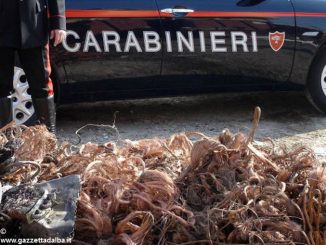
161, 8, 194, 17
237, 0, 266, 7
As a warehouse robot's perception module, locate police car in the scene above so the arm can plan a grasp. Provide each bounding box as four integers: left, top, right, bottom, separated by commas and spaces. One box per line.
13, 0, 326, 124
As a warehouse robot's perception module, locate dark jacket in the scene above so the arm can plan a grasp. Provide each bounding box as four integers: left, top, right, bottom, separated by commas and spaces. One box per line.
0, 0, 66, 49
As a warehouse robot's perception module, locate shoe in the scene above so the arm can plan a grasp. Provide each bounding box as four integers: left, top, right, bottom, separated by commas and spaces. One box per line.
32, 96, 56, 134
0, 97, 13, 129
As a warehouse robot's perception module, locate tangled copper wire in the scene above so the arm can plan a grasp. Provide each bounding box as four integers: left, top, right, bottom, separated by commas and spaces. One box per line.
1, 107, 326, 245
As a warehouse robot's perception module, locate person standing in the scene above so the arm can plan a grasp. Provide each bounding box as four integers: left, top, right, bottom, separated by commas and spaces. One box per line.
0, 0, 66, 133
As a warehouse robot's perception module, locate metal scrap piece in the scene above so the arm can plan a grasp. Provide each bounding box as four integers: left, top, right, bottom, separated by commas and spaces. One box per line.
1, 175, 81, 239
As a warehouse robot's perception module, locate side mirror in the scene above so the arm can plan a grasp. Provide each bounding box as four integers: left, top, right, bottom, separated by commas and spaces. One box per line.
237, 0, 266, 7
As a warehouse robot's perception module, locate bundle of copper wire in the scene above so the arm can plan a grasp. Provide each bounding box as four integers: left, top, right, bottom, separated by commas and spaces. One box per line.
1, 107, 325, 245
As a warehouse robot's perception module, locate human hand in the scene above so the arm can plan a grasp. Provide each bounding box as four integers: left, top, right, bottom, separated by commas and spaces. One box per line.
50, 29, 67, 47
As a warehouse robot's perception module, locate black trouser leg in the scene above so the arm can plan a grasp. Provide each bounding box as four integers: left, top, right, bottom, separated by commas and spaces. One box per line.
0, 48, 15, 98
0, 48, 15, 128
18, 45, 56, 133
0, 97, 13, 128
17, 45, 53, 98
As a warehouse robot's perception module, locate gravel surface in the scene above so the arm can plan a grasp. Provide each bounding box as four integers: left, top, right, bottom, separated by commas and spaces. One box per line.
56, 91, 326, 157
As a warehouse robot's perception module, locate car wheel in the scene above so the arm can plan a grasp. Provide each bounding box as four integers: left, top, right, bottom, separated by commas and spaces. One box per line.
12, 66, 37, 125
306, 51, 326, 113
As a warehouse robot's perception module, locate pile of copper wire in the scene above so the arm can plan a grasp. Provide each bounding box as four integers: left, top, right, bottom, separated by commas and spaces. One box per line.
1, 107, 326, 245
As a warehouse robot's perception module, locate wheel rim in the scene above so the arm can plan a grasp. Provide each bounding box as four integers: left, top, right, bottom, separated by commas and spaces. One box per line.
321, 65, 326, 97
12, 67, 34, 125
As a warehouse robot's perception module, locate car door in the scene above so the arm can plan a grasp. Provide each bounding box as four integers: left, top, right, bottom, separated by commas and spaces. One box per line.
55, 0, 163, 102
155, 0, 296, 88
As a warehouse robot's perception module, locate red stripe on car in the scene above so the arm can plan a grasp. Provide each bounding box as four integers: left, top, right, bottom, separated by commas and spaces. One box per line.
66, 10, 161, 18
65, 10, 326, 18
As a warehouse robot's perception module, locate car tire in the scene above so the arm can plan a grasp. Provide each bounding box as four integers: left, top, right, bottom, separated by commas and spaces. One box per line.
306, 50, 326, 114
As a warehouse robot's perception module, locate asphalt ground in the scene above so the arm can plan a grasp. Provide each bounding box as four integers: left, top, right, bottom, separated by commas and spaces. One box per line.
56, 91, 326, 157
